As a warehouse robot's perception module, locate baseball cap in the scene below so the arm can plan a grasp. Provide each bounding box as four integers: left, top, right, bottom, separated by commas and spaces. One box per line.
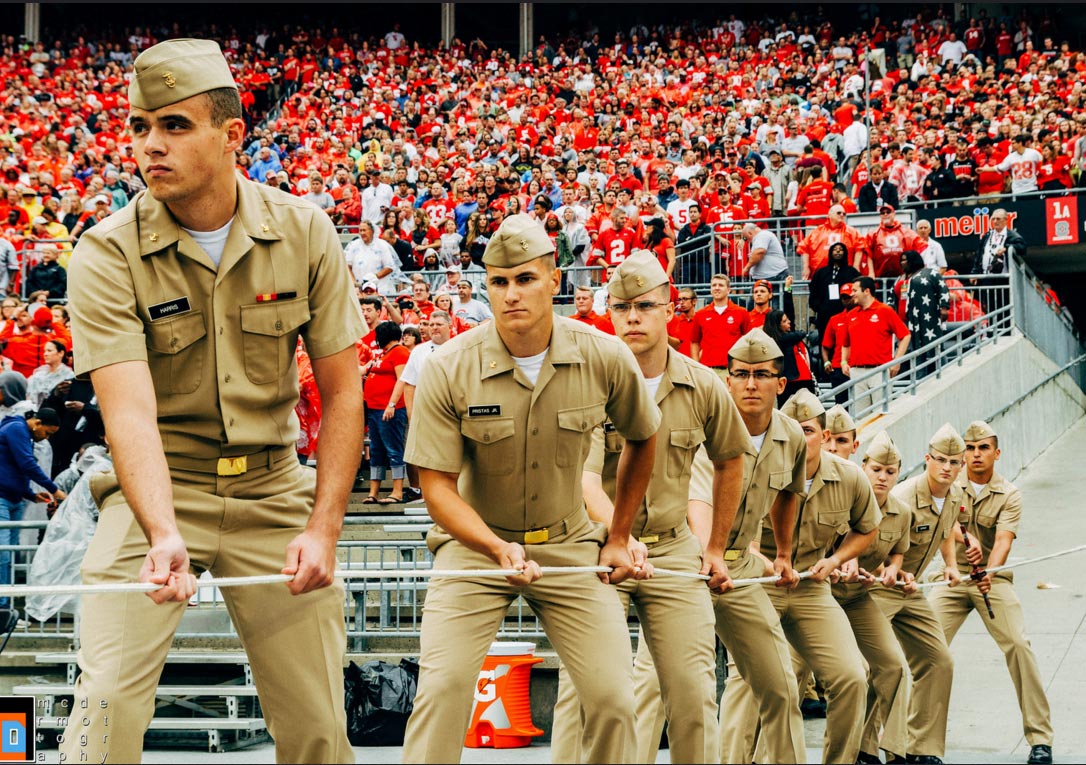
879, 204, 895, 214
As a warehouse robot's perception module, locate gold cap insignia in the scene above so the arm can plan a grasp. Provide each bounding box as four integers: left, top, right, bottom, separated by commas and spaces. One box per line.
163, 72, 176, 88
519, 239, 529, 251
636, 276, 645, 287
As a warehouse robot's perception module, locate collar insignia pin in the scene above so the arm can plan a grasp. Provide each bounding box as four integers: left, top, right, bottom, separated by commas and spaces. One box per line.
149, 232, 159, 242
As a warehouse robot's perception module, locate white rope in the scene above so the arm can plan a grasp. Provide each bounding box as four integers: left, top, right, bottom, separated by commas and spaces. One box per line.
6, 545, 1081, 598
900, 543, 1086, 590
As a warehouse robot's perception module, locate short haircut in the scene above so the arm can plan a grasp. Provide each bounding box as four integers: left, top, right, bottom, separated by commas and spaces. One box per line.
429, 310, 451, 324
206, 87, 243, 127
728, 356, 785, 374
854, 276, 876, 294
32, 407, 61, 427
710, 273, 730, 285
575, 285, 594, 295
374, 320, 403, 347
359, 296, 383, 311
459, 279, 473, 289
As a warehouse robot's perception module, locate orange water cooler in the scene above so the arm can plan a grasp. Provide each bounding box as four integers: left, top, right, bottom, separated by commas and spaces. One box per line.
464, 641, 544, 748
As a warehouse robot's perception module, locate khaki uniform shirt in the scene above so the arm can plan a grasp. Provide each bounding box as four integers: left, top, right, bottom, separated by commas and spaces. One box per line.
855, 493, 911, 573
760, 452, 881, 571
583, 348, 751, 538
404, 316, 661, 533
690, 409, 806, 556
956, 471, 1021, 581
892, 474, 964, 577
67, 176, 364, 461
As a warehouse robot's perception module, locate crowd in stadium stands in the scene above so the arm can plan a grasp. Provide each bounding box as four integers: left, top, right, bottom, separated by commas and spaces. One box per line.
0, 8, 1081, 479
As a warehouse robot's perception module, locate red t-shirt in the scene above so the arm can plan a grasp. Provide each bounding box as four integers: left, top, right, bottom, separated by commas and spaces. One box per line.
592, 227, 639, 267
363, 343, 410, 409
593, 314, 616, 335
748, 306, 771, 329
666, 313, 696, 357
570, 311, 600, 325
843, 301, 909, 367
821, 309, 851, 368
691, 301, 750, 366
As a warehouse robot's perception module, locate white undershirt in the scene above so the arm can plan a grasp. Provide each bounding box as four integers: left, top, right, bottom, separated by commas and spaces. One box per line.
932, 495, 946, 514
512, 348, 549, 385
804, 478, 815, 493
644, 373, 664, 398
970, 480, 987, 497
714, 305, 727, 315
750, 429, 768, 452
182, 217, 234, 268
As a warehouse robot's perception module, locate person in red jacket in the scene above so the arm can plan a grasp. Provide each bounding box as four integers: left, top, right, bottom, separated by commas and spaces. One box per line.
690, 273, 750, 374
1, 306, 69, 379
866, 205, 922, 278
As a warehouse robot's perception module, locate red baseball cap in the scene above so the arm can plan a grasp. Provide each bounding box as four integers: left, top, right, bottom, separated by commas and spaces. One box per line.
840, 283, 855, 296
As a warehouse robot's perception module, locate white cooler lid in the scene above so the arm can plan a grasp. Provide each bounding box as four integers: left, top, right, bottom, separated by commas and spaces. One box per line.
487, 641, 536, 656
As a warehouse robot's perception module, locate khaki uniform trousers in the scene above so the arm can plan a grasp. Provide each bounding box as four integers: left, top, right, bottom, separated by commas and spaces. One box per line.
720, 577, 866, 764
550, 533, 718, 764
869, 588, 953, 758
636, 553, 807, 764
402, 515, 635, 764
60, 458, 352, 765
930, 578, 1053, 746
833, 584, 911, 757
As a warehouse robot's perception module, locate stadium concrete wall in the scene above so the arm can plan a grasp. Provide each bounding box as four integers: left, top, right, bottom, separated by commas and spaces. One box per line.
856, 334, 1086, 481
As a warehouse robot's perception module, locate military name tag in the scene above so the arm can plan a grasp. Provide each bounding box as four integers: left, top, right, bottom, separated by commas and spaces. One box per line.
468, 405, 502, 417
914, 524, 931, 533
603, 421, 617, 433
148, 297, 191, 321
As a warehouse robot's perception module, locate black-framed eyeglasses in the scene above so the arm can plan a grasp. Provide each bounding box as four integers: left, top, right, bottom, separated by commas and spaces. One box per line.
610, 301, 668, 314
728, 370, 780, 381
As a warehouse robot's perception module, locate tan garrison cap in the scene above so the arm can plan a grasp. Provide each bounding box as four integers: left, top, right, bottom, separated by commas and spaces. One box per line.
865, 430, 902, 465
929, 423, 966, 455
963, 420, 997, 442
607, 249, 669, 299
781, 389, 825, 423
729, 327, 783, 363
482, 213, 555, 267
825, 404, 856, 434
129, 39, 237, 112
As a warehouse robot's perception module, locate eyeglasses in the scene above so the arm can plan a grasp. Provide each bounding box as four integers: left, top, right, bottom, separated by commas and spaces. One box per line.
728, 370, 780, 381
610, 301, 668, 314
928, 454, 963, 468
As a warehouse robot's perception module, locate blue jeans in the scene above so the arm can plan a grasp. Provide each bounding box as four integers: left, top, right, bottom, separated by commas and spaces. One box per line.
0, 497, 25, 608
366, 407, 407, 482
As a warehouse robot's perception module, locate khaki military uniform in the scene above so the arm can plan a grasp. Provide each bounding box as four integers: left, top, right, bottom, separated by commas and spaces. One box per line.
637, 409, 809, 764
723, 452, 880, 764
63, 177, 364, 763
870, 474, 962, 759
550, 348, 751, 764
833, 492, 912, 757
930, 472, 1053, 746
401, 316, 660, 764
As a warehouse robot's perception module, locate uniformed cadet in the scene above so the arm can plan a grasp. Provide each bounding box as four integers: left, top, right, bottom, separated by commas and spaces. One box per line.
725, 389, 880, 765
549, 251, 751, 763
833, 430, 912, 764
62, 40, 365, 763
929, 421, 1054, 765
401, 214, 661, 763
870, 423, 965, 764
795, 403, 864, 720
636, 328, 808, 764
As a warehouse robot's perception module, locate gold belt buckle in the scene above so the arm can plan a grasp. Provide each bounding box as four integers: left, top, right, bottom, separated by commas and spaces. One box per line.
638, 534, 660, 544
217, 456, 248, 476
724, 549, 742, 561
523, 528, 549, 544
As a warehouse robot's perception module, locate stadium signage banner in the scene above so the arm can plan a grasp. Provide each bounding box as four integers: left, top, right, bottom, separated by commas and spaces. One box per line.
913, 191, 1086, 253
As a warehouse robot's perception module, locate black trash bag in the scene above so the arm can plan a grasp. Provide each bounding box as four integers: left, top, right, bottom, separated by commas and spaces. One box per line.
344, 659, 418, 745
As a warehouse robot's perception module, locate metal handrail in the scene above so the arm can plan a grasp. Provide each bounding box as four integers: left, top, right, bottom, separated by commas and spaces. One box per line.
823, 301, 1015, 421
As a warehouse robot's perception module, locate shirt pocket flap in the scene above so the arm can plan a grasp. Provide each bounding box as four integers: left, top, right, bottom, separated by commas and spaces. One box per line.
977, 508, 1000, 527
146, 311, 206, 355
670, 426, 706, 450
240, 298, 311, 338
768, 469, 792, 491
460, 417, 516, 445
557, 403, 606, 433
819, 509, 850, 529
879, 528, 903, 541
